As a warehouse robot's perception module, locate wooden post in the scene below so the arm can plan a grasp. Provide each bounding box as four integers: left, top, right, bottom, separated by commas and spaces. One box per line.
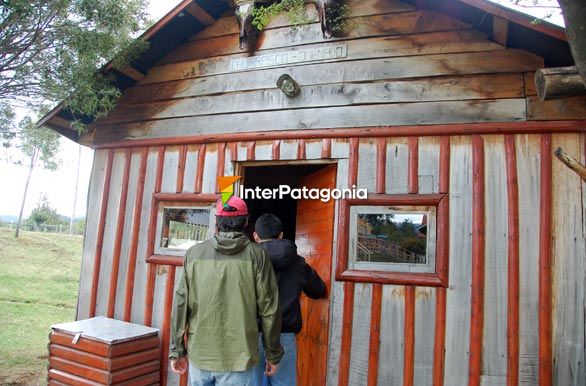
554, 147, 586, 181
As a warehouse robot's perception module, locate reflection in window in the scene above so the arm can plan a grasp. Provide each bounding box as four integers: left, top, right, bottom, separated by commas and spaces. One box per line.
160, 208, 210, 250
357, 212, 427, 264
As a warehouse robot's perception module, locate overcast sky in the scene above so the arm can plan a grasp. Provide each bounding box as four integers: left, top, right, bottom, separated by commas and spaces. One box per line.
0, 1, 183, 220
0, 0, 563, 219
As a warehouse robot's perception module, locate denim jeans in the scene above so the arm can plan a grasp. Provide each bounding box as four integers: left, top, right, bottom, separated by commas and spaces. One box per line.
252, 333, 297, 386
189, 361, 255, 386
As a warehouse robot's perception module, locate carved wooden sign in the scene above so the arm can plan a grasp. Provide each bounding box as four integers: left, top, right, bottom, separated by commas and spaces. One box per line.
229, 43, 347, 71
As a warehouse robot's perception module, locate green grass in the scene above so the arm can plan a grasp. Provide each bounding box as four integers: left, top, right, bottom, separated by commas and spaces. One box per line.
0, 228, 82, 385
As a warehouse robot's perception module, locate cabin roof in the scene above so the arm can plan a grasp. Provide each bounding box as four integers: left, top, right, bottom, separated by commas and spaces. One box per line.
38, 0, 572, 143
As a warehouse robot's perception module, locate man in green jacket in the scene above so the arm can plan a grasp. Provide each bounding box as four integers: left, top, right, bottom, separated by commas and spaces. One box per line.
169, 196, 284, 385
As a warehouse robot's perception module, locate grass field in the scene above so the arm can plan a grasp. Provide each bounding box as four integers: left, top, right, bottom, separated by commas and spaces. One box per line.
0, 228, 82, 385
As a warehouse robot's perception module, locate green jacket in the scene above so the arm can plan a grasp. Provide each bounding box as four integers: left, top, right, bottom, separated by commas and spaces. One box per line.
169, 231, 284, 371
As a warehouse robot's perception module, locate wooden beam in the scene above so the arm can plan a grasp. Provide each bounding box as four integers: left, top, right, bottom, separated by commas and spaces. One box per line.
92, 120, 586, 150
468, 135, 486, 386
367, 284, 383, 386
433, 287, 447, 386
117, 66, 145, 82
89, 149, 114, 318
554, 147, 586, 181
144, 146, 166, 327
107, 148, 132, 318
337, 282, 355, 386
403, 286, 416, 386
123, 147, 148, 322
458, 0, 567, 41
492, 16, 509, 46
160, 265, 176, 386
376, 138, 386, 194
408, 137, 419, 194
505, 135, 520, 386
535, 67, 586, 101
185, 2, 216, 26
538, 134, 553, 386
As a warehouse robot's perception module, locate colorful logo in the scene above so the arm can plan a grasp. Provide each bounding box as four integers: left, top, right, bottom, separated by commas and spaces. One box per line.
217, 176, 241, 206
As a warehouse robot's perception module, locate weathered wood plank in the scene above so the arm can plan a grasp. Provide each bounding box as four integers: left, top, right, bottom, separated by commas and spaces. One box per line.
161, 147, 180, 193
113, 151, 141, 320
348, 284, 373, 386
184, 2, 215, 26
526, 96, 586, 121
130, 148, 160, 325
377, 285, 405, 386
92, 99, 527, 144
254, 141, 273, 161
413, 287, 436, 386
481, 135, 508, 378
138, 31, 502, 93
386, 138, 410, 194
95, 150, 126, 317
551, 133, 585, 386
418, 137, 441, 194
443, 136, 473, 386
151, 269, 167, 330
103, 74, 523, 125
201, 144, 218, 193
136, 46, 541, 92
305, 140, 323, 159
524, 72, 537, 96
182, 145, 198, 193
516, 134, 540, 386
161, 10, 470, 65
190, 0, 417, 41
357, 140, 377, 191
78, 150, 108, 320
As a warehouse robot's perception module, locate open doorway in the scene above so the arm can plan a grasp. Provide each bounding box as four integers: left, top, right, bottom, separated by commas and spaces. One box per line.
242, 163, 330, 240
241, 161, 337, 386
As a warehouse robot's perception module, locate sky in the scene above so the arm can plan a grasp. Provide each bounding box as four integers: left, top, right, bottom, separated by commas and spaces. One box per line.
0, 0, 563, 220
0, 1, 182, 220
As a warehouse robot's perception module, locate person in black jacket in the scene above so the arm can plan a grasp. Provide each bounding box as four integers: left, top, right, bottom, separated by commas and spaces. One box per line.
251, 213, 327, 386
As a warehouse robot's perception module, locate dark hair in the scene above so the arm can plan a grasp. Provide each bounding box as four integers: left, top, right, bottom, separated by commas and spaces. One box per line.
216, 215, 248, 232
255, 214, 283, 240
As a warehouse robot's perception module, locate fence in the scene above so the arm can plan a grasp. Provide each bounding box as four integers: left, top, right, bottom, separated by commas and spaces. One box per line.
0, 221, 85, 236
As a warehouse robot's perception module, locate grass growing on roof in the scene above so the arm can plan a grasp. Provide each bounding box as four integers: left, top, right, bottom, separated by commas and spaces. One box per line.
0, 228, 82, 385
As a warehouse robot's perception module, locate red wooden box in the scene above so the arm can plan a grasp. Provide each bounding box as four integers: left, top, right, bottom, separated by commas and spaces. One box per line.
48, 316, 160, 385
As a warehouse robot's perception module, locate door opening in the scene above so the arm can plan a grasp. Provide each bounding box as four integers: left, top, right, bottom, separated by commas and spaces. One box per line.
242, 163, 330, 241
241, 162, 337, 386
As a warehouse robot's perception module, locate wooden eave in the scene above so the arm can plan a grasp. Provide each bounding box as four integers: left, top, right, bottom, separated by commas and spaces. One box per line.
38, 0, 571, 144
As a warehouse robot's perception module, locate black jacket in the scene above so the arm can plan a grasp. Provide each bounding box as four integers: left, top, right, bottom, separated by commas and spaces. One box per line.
259, 239, 326, 334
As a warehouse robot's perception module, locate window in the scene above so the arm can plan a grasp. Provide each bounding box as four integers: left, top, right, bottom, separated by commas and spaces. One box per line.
336, 194, 448, 286
147, 193, 217, 265
158, 207, 212, 252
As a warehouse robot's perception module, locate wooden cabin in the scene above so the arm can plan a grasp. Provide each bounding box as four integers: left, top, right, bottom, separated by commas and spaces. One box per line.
41, 0, 586, 385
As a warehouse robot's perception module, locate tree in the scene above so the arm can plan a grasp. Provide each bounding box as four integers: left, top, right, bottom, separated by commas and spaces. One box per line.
557, 0, 586, 84
0, 0, 149, 143
14, 114, 61, 237
29, 194, 60, 227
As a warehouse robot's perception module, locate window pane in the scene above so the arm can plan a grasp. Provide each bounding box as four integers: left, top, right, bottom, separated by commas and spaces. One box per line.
357, 212, 427, 264
160, 208, 210, 250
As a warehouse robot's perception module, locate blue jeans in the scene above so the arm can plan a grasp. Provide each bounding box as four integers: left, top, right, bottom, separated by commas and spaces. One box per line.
189, 361, 255, 386
252, 333, 297, 386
